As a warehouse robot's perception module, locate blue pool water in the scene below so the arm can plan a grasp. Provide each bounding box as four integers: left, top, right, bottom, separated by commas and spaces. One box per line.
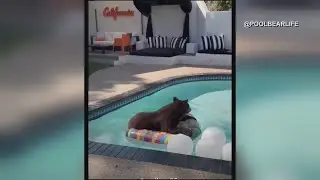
0, 117, 84, 180
89, 80, 232, 152
237, 65, 320, 180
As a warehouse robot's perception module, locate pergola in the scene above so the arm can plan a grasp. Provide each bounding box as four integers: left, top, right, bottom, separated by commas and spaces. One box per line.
133, 0, 192, 41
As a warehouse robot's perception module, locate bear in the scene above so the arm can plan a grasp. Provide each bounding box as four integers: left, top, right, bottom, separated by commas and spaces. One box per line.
127, 97, 191, 134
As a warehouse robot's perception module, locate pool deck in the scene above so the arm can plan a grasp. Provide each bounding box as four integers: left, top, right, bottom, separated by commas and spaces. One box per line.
89, 142, 231, 179
89, 155, 231, 179
89, 64, 231, 110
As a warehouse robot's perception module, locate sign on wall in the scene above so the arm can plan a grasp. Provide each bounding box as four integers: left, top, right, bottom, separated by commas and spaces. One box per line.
103, 7, 135, 20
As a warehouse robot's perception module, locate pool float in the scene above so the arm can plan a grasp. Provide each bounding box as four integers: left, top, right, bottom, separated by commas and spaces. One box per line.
176, 113, 201, 139
126, 113, 201, 144
126, 128, 173, 144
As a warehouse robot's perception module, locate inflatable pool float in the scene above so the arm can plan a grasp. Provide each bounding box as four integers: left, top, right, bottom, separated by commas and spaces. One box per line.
126, 128, 173, 144
126, 113, 201, 145
177, 113, 201, 139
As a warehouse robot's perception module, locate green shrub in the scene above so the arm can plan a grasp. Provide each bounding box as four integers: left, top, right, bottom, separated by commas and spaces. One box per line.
205, 0, 232, 11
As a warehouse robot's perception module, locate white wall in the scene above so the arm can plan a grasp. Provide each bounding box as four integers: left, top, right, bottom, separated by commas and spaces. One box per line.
205, 11, 232, 50
88, 1, 142, 35
150, 3, 199, 44
195, 1, 208, 47
189, 2, 199, 44
151, 5, 185, 37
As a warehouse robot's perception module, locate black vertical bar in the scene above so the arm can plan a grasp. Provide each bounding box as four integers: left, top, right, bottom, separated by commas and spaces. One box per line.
95, 9, 98, 32
232, 0, 236, 179
146, 15, 153, 38
141, 13, 144, 35
84, 0, 89, 180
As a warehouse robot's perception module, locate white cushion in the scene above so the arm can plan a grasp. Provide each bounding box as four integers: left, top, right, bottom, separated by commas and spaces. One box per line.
136, 40, 147, 50
96, 32, 105, 39
92, 40, 114, 46
201, 34, 225, 50
105, 32, 113, 41
132, 32, 139, 36
206, 32, 231, 50
114, 32, 124, 38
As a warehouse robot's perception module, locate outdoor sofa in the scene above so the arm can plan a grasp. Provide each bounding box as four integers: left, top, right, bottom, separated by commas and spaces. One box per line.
115, 34, 231, 67
130, 36, 197, 57
198, 49, 232, 55
194, 34, 232, 67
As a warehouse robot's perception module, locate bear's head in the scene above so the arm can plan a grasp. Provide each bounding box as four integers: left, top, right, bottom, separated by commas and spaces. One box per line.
168, 97, 191, 129
173, 96, 191, 114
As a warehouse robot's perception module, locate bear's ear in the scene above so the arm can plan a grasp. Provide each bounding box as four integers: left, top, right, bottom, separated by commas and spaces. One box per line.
173, 97, 179, 101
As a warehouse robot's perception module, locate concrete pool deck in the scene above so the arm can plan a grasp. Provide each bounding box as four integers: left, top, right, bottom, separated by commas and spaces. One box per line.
89, 155, 231, 179
89, 64, 231, 110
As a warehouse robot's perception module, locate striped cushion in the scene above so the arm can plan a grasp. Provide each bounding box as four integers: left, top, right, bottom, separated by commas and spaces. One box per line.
147, 36, 167, 48
170, 37, 188, 49
201, 34, 225, 50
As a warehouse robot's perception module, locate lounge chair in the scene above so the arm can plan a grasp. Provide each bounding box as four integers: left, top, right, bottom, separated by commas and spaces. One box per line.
90, 32, 138, 54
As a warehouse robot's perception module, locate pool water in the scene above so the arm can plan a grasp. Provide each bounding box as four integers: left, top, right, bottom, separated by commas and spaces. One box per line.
236, 65, 320, 180
89, 80, 232, 152
0, 116, 84, 180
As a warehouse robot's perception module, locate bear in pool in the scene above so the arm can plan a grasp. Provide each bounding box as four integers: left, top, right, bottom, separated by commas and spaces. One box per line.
128, 97, 191, 134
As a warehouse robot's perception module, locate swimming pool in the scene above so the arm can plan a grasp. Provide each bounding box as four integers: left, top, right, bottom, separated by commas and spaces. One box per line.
236, 63, 320, 180
0, 116, 84, 180
89, 79, 231, 155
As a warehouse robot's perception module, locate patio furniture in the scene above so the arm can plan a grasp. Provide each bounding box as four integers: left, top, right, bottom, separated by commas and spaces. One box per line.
200, 34, 225, 51
116, 36, 197, 65
130, 48, 185, 57
121, 33, 132, 52
114, 0, 194, 65
191, 34, 232, 67
186, 43, 197, 55
112, 33, 132, 54
197, 49, 232, 55
132, 36, 196, 57
197, 33, 232, 54
90, 32, 130, 53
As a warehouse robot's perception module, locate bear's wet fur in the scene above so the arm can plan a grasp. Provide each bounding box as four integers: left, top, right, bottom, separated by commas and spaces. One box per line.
128, 97, 191, 134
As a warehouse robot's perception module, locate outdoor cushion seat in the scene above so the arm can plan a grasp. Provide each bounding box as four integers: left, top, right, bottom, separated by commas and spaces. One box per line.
198, 49, 232, 55
130, 48, 185, 57
92, 40, 114, 46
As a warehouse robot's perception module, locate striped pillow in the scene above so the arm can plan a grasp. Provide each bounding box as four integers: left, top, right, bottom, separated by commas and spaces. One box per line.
170, 37, 188, 49
201, 34, 225, 50
147, 36, 167, 48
